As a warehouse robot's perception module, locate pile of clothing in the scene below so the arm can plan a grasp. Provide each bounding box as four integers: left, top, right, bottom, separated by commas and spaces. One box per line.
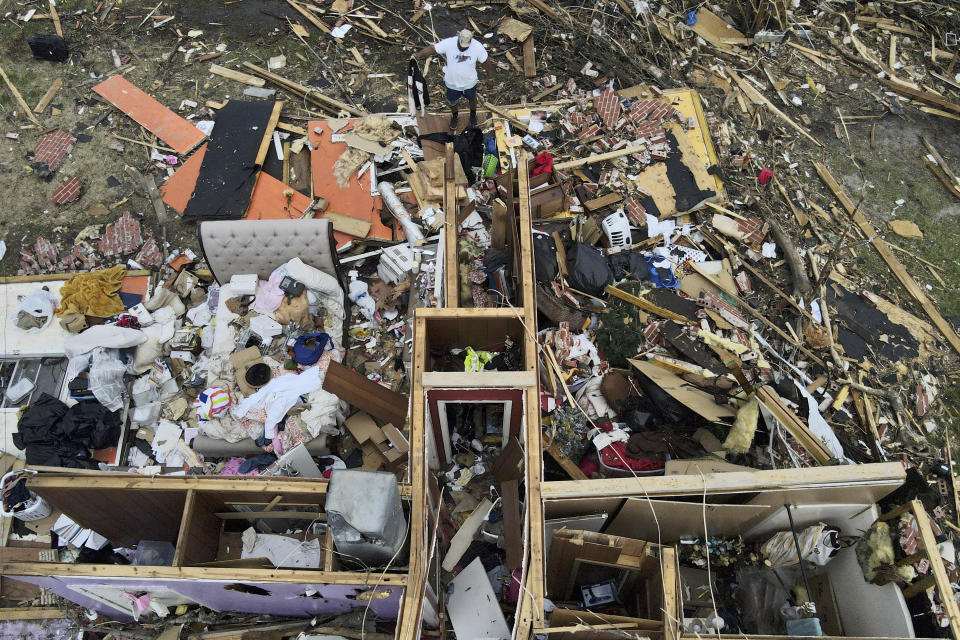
13, 393, 121, 468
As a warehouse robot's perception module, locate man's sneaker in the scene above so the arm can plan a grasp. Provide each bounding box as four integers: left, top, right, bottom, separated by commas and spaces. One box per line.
449, 113, 458, 131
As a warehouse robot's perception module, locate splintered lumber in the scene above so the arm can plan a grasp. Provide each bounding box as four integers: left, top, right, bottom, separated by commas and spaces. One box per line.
605, 285, 696, 324
726, 67, 822, 147
286, 0, 332, 34
0, 65, 42, 126
522, 36, 536, 78
49, 0, 62, 37
756, 386, 833, 464
526, 0, 561, 20
210, 64, 265, 87
554, 144, 646, 170
815, 162, 960, 358
323, 211, 372, 237
877, 75, 960, 115
482, 101, 530, 133
241, 62, 366, 117
33, 77, 62, 113
689, 262, 826, 367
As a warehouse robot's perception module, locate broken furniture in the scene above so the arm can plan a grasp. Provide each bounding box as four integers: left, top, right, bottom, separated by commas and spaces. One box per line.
198, 218, 349, 338
2, 474, 413, 623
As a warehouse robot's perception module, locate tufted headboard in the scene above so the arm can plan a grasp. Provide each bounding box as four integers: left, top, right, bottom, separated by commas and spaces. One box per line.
198, 219, 344, 285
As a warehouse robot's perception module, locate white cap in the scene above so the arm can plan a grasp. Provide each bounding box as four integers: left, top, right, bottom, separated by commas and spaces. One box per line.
458, 29, 472, 48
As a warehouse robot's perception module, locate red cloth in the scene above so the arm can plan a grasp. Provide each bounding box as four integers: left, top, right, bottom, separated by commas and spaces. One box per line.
531, 151, 553, 175
758, 168, 774, 185
600, 441, 664, 471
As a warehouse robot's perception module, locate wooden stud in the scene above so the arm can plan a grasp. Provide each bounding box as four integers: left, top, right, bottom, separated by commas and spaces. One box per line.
209, 64, 265, 87
0, 64, 42, 126
254, 100, 284, 167
33, 77, 62, 113
816, 161, 960, 359
443, 142, 459, 308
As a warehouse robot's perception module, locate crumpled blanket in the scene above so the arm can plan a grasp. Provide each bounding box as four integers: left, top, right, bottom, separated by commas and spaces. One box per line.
58, 265, 126, 318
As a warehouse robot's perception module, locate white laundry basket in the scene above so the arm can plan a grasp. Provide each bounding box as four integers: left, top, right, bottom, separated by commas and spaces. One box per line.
1, 469, 51, 521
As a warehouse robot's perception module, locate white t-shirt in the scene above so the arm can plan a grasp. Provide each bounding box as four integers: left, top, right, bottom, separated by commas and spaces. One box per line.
434, 36, 488, 91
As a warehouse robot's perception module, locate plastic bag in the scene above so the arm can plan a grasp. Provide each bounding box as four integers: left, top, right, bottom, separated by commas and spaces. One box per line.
89, 349, 127, 412
761, 522, 841, 567
533, 231, 559, 283
566, 243, 613, 296
608, 252, 650, 281
11, 288, 58, 333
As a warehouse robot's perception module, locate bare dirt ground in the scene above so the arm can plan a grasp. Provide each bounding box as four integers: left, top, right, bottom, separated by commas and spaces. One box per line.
1, 0, 959, 358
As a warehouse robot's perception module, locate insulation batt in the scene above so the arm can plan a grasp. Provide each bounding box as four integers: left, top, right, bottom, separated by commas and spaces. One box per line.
723, 396, 759, 453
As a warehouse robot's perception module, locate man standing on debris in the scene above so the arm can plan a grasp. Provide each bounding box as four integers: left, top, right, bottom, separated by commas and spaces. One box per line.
412, 29, 493, 131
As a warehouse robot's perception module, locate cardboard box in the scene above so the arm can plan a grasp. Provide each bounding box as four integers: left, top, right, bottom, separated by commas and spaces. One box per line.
345, 412, 409, 468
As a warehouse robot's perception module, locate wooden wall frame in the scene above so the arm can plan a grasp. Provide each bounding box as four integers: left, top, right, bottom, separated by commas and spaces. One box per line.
427, 388, 523, 466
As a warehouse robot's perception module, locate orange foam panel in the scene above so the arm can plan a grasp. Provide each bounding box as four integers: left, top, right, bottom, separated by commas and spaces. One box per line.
245, 172, 313, 220
308, 120, 394, 248
160, 143, 207, 214
93, 75, 207, 154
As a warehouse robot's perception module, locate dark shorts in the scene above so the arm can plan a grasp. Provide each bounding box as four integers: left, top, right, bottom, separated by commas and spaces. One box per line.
446, 84, 478, 104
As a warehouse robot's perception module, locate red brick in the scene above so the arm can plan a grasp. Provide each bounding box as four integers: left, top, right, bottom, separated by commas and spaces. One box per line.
33, 130, 75, 177
623, 197, 646, 225
51, 177, 84, 205
99, 211, 143, 257
134, 234, 163, 267
595, 88, 622, 127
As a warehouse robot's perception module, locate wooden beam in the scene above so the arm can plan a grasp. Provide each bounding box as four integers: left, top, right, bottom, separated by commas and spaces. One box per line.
241, 62, 366, 117
0, 608, 66, 621
209, 64, 266, 87
726, 67, 822, 147
23, 474, 412, 496
421, 371, 537, 388
522, 36, 536, 78
286, 0, 332, 34
911, 500, 960, 639
254, 100, 283, 167
815, 161, 960, 358
542, 462, 906, 500
517, 152, 546, 630
553, 144, 646, 170
605, 285, 696, 324
0, 64, 42, 126
443, 142, 459, 308
397, 313, 429, 638
1, 562, 407, 585
49, 0, 62, 37
215, 510, 325, 519
33, 77, 62, 113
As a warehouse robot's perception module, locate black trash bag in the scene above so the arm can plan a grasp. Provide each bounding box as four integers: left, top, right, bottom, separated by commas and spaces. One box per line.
28, 35, 69, 62
565, 243, 613, 297
608, 251, 650, 281
533, 231, 558, 283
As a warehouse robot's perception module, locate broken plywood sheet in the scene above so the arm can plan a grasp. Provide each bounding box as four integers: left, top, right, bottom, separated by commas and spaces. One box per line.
93, 75, 206, 154
308, 120, 393, 248
628, 358, 736, 422
499, 17, 533, 42
680, 259, 737, 298
447, 557, 511, 640
689, 8, 746, 49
